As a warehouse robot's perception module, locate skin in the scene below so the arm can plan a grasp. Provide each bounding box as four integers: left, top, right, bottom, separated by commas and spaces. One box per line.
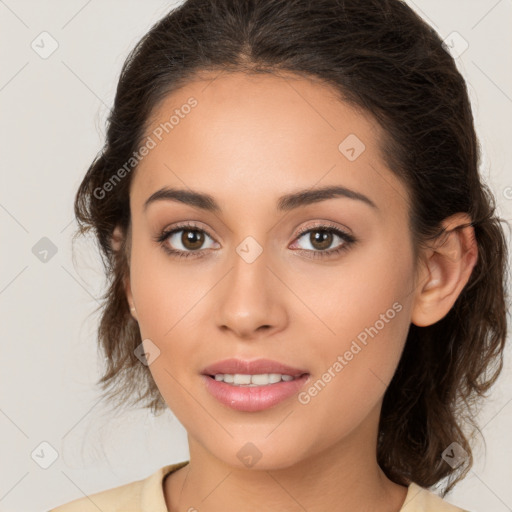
115, 71, 478, 512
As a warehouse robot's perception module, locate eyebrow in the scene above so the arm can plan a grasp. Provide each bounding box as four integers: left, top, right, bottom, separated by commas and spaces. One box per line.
143, 185, 378, 213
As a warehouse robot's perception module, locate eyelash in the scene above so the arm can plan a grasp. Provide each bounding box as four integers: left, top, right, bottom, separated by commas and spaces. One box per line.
154, 221, 357, 260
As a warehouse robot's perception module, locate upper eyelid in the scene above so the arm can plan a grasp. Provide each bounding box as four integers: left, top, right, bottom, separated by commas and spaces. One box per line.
294, 221, 351, 236
165, 221, 216, 239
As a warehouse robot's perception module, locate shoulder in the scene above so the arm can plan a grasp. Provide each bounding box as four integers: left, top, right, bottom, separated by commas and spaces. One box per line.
48, 461, 189, 512
402, 482, 471, 512
48, 479, 143, 512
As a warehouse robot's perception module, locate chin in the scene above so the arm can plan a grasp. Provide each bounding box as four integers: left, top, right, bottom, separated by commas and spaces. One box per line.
201, 435, 314, 472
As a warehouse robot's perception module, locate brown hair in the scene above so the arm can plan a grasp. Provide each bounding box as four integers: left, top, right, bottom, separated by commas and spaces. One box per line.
73, 0, 510, 495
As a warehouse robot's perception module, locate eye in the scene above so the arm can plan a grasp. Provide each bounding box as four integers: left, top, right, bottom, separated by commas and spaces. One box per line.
290, 223, 356, 258
155, 222, 219, 259
154, 221, 356, 260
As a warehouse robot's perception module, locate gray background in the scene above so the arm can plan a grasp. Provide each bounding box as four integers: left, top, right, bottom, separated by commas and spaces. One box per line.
1, 1, 511, 511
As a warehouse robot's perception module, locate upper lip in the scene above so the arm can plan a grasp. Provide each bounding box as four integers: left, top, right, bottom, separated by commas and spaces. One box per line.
201, 358, 309, 377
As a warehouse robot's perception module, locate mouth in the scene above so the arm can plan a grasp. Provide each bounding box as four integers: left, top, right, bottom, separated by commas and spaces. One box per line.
201, 357, 308, 382
201, 358, 310, 411
206, 372, 307, 386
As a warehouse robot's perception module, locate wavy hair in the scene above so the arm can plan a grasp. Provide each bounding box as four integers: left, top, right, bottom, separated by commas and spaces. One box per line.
73, 0, 510, 496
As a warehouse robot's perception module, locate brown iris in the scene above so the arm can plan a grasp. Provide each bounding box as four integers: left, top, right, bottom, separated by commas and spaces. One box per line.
309, 230, 333, 251
182, 229, 205, 250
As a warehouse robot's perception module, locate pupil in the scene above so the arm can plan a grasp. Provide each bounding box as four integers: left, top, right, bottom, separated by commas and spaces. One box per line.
183, 230, 204, 250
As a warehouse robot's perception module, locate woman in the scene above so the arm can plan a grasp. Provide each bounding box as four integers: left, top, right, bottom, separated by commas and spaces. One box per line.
50, 0, 509, 510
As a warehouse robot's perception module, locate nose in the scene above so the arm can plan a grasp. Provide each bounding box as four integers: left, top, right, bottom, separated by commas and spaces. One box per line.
213, 242, 288, 340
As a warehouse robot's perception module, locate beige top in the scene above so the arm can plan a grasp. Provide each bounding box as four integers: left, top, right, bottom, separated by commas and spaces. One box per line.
49, 460, 470, 512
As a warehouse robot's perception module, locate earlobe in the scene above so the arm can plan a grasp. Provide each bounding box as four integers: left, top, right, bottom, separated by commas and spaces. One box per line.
124, 275, 138, 322
411, 213, 478, 327
111, 225, 124, 252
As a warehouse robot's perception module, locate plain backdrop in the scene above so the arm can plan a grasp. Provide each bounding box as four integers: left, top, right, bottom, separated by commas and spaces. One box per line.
1, 1, 511, 511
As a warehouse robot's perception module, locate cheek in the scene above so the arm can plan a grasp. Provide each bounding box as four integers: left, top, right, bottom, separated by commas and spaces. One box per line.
299, 231, 412, 344
129, 239, 203, 338
301, 234, 414, 395
129, 241, 212, 390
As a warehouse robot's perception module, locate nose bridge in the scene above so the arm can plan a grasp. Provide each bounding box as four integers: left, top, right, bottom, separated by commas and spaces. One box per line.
214, 233, 287, 337
228, 234, 271, 308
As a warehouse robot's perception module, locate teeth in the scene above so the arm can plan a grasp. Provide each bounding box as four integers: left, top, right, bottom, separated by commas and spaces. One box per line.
212, 373, 299, 386
234, 374, 251, 385
253, 373, 281, 385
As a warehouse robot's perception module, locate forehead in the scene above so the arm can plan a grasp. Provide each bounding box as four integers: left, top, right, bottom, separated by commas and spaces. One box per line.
131, 71, 410, 218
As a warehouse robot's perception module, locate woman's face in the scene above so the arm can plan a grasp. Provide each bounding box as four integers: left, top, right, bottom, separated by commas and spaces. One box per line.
126, 71, 419, 469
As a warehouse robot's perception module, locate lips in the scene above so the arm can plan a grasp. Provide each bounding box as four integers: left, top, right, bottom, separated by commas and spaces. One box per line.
201, 358, 309, 378
200, 358, 310, 412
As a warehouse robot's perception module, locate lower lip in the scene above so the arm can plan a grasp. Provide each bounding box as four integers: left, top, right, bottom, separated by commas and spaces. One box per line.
202, 374, 310, 412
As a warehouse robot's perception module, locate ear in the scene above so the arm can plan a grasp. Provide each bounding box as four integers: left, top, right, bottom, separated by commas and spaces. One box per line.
111, 225, 138, 322
411, 213, 478, 327
111, 224, 124, 252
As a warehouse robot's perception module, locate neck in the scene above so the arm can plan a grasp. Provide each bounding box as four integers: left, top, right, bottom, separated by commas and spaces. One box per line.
164, 404, 408, 512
